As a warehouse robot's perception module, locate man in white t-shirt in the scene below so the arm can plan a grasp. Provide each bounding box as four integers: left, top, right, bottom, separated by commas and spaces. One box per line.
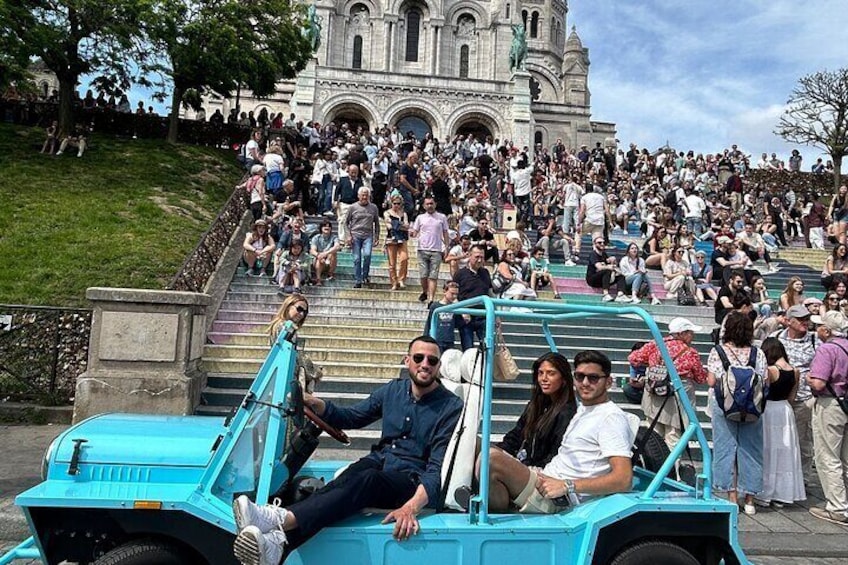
561, 175, 584, 236
576, 186, 608, 258
682, 187, 707, 237
478, 350, 635, 513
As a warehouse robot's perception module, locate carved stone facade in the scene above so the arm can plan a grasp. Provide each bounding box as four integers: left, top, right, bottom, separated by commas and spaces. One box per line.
207, 0, 614, 149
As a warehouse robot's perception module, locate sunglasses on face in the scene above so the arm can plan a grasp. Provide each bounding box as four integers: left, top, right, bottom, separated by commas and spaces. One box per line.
411, 353, 440, 366
574, 372, 606, 384
295, 305, 308, 314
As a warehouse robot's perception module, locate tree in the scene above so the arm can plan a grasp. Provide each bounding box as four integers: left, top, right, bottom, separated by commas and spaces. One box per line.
0, 5, 31, 90
776, 68, 848, 192
1, 0, 144, 135
143, 0, 313, 144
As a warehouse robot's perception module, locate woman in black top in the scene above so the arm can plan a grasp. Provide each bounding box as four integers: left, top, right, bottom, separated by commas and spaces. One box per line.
757, 338, 805, 506
430, 164, 453, 216
479, 352, 577, 511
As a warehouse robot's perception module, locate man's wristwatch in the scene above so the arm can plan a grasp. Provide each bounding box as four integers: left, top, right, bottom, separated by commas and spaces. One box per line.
563, 479, 576, 496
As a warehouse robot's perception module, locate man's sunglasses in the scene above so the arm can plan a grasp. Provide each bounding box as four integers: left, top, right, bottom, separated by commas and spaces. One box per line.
412, 353, 440, 366
574, 372, 607, 384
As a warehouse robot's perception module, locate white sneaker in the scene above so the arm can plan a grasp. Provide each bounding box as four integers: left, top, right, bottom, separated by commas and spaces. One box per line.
234, 525, 285, 565
743, 503, 757, 516
614, 293, 630, 303
233, 495, 287, 534
602, 293, 614, 302
55, 151, 63, 155
651, 297, 662, 305
564, 259, 576, 267
630, 296, 641, 304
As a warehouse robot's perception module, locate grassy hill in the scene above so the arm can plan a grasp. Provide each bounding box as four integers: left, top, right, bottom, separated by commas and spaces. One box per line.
0, 124, 243, 307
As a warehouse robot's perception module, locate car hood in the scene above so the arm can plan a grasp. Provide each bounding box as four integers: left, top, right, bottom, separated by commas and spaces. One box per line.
53, 413, 225, 468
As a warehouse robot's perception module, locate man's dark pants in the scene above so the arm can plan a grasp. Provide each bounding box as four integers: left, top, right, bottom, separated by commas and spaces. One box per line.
284, 458, 417, 550
459, 316, 486, 351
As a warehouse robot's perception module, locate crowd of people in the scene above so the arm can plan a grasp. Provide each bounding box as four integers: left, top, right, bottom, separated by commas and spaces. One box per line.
233, 116, 847, 546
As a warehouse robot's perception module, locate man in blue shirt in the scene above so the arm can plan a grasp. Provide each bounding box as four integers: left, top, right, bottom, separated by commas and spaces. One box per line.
233, 335, 463, 565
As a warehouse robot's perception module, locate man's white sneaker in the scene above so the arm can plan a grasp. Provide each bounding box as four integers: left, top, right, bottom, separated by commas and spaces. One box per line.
602, 293, 614, 302
630, 296, 641, 304
233, 495, 286, 533
234, 525, 285, 565
614, 293, 630, 303
651, 297, 662, 305
564, 259, 577, 267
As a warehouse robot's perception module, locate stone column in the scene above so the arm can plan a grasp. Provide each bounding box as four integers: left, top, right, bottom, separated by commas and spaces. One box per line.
73, 288, 211, 422
510, 70, 535, 156
292, 58, 318, 122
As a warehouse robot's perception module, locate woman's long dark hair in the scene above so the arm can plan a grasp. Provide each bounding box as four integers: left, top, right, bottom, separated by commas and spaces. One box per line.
523, 352, 576, 443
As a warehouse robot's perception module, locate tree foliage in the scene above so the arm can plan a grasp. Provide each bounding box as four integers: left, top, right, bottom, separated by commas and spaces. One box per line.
0, 4, 32, 89
1, 0, 145, 135
143, 0, 314, 143
776, 68, 848, 191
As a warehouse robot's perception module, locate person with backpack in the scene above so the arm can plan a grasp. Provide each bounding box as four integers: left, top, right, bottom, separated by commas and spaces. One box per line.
806, 310, 848, 525
628, 318, 707, 450
706, 311, 768, 516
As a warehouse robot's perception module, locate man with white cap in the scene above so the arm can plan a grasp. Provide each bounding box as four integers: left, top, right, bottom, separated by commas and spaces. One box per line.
807, 310, 848, 525
628, 317, 707, 450
772, 304, 820, 482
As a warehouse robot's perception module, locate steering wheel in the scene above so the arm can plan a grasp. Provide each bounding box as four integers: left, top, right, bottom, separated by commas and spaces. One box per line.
304, 405, 351, 445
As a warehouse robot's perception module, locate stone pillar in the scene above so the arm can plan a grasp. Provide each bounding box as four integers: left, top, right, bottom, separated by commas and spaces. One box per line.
291, 58, 318, 122
384, 21, 392, 71
73, 288, 211, 422
510, 70, 535, 155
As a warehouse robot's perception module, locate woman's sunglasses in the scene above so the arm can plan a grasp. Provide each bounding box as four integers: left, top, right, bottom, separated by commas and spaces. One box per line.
411, 353, 440, 366
295, 305, 308, 314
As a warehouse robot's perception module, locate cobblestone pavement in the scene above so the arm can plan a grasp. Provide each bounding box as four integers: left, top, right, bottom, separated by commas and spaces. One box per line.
1, 425, 846, 561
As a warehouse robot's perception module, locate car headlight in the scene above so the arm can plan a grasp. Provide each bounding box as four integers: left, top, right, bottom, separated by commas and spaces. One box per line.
41, 440, 56, 481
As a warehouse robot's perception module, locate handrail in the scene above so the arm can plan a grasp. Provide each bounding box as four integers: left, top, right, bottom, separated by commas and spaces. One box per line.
429, 297, 713, 524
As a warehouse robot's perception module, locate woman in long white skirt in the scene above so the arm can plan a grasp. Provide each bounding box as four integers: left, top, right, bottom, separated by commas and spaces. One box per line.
756, 338, 806, 507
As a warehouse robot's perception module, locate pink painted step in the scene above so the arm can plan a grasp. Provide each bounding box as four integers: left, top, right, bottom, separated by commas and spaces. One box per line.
553, 277, 669, 299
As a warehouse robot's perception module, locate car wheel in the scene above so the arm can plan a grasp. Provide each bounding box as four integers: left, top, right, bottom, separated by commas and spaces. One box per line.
93, 539, 190, 565
631, 427, 671, 472
610, 539, 699, 565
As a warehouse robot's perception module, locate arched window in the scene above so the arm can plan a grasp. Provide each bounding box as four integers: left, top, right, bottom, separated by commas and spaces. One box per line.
530, 12, 539, 38
352, 36, 363, 69
535, 131, 543, 146
505, 3, 510, 18
521, 10, 527, 29
405, 9, 421, 62
459, 45, 469, 78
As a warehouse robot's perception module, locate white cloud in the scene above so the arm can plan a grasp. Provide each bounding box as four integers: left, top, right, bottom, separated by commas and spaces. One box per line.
574, 0, 848, 163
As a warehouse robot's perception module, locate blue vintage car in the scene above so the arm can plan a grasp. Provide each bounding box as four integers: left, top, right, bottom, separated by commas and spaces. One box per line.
1, 298, 751, 564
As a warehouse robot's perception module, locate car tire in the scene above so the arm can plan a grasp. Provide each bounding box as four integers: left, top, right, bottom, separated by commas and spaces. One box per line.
93, 539, 189, 565
632, 427, 671, 472
610, 539, 699, 565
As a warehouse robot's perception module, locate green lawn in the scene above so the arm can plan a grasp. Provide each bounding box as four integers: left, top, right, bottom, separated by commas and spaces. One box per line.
0, 123, 243, 306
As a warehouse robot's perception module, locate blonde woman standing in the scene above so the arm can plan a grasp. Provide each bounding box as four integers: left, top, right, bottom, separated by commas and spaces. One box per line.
384, 195, 410, 290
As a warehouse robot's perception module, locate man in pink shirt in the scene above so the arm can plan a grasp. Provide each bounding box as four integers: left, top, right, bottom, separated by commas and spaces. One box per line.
410, 196, 450, 305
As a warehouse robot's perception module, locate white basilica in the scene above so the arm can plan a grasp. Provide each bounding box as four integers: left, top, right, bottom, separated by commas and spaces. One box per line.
206, 0, 615, 149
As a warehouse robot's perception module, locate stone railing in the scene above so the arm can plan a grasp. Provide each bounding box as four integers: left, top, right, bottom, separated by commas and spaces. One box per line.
168, 183, 250, 293
0, 304, 92, 405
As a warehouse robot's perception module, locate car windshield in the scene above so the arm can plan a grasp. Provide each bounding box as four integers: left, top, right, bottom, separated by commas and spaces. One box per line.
211, 368, 282, 501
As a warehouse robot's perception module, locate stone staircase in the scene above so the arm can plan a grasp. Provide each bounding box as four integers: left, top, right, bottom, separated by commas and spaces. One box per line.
198, 219, 833, 460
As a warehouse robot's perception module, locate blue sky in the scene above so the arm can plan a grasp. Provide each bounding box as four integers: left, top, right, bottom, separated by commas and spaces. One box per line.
570, 0, 848, 166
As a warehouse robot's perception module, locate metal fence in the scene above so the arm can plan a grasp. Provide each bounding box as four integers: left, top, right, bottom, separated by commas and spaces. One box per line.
168, 183, 250, 293
0, 305, 92, 405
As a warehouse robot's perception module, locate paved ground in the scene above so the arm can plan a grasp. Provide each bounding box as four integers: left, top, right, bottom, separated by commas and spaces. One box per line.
1, 424, 846, 562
